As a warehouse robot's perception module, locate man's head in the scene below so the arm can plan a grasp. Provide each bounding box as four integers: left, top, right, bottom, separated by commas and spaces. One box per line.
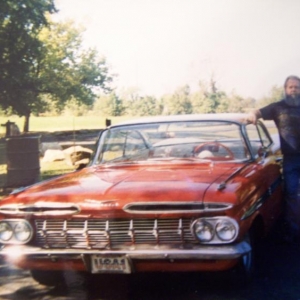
284, 75, 300, 106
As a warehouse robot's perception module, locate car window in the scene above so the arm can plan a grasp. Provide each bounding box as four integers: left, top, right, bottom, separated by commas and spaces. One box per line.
245, 123, 272, 156
96, 129, 151, 162
95, 121, 250, 164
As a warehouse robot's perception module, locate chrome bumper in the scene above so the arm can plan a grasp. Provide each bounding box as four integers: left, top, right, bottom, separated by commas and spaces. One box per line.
0, 241, 250, 261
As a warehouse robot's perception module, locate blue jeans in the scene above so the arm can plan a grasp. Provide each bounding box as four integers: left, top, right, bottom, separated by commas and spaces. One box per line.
283, 155, 300, 234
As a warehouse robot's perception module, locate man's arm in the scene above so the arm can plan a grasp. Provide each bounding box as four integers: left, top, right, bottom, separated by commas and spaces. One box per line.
246, 109, 262, 125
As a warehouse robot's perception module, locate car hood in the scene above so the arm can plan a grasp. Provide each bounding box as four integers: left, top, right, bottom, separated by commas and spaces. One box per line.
0, 162, 247, 217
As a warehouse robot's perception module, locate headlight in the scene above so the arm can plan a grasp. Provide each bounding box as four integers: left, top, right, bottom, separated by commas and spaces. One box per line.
14, 221, 33, 242
0, 222, 13, 241
192, 217, 239, 244
193, 219, 214, 242
216, 219, 237, 241
0, 220, 33, 244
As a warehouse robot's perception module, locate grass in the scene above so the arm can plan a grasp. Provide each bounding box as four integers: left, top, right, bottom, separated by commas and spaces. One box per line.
0, 115, 133, 134
40, 160, 77, 181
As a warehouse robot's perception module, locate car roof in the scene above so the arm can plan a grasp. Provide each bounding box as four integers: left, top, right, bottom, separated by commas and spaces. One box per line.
110, 113, 248, 128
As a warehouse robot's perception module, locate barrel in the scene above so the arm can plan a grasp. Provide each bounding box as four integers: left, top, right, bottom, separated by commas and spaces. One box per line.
6, 136, 40, 187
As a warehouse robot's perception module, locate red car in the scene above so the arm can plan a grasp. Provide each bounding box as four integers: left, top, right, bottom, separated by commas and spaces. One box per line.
0, 114, 283, 286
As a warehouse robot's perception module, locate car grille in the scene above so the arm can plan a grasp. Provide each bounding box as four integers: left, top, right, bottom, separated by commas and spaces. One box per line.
34, 218, 196, 249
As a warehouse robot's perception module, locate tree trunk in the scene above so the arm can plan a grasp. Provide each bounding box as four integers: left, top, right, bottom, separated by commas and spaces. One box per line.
23, 113, 30, 132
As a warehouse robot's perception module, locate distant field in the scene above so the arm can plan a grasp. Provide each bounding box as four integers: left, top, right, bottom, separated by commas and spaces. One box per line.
0, 115, 133, 134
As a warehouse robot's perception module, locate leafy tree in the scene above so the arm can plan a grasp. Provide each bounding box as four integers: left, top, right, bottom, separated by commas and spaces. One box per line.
36, 20, 112, 118
29, 20, 113, 130
256, 85, 283, 108
0, 5, 113, 131
130, 95, 159, 116
190, 91, 215, 113
191, 80, 222, 113
111, 93, 125, 116
216, 93, 239, 113
205, 79, 228, 112
119, 87, 142, 116
93, 92, 124, 116
163, 85, 192, 115
0, 0, 56, 130
62, 97, 90, 117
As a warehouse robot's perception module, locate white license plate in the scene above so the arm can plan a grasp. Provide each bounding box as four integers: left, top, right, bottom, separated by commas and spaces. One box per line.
91, 255, 131, 274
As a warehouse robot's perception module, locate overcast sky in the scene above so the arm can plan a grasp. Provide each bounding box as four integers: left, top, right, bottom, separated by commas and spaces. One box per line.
55, 0, 300, 99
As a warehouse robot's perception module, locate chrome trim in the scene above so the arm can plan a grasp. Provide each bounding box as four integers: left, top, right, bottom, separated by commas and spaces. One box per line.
34, 218, 196, 249
0, 203, 80, 216
33, 217, 237, 250
241, 175, 282, 220
0, 240, 250, 261
123, 202, 233, 214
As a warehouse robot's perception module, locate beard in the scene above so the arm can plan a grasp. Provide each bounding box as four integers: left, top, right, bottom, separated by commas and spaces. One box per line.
285, 95, 300, 107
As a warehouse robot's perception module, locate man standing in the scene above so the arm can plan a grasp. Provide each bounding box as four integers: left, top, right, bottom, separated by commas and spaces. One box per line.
247, 75, 300, 242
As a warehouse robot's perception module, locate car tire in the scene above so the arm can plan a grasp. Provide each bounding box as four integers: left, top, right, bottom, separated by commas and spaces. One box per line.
30, 270, 65, 287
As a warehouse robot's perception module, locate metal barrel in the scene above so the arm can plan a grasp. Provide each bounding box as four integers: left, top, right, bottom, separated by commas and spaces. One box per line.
6, 136, 40, 187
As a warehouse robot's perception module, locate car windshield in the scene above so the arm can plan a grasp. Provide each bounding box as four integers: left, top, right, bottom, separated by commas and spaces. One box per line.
94, 121, 251, 165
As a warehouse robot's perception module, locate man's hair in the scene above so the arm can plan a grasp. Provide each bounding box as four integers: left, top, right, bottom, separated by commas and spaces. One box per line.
284, 75, 300, 88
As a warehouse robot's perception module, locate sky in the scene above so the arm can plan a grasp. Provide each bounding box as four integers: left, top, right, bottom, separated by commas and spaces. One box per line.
54, 0, 300, 99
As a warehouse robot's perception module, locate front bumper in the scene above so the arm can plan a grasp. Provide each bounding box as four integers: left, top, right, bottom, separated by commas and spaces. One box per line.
0, 240, 250, 261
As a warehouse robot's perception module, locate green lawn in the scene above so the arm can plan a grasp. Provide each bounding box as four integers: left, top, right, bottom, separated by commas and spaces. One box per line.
40, 160, 77, 180
0, 115, 133, 134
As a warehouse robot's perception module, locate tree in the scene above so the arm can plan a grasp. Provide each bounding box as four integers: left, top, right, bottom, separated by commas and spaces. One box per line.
217, 93, 240, 113
190, 92, 213, 113
256, 85, 283, 108
119, 87, 141, 116
0, 5, 113, 131
34, 20, 113, 123
0, 0, 56, 129
130, 95, 159, 116
62, 97, 90, 117
191, 80, 222, 113
163, 85, 192, 115
93, 92, 124, 116
205, 79, 227, 113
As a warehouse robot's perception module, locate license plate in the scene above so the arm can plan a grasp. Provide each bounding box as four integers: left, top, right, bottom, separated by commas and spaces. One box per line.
91, 255, 131, 274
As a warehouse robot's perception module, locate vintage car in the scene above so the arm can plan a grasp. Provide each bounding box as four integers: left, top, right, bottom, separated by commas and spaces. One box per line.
0, 113, 283, 286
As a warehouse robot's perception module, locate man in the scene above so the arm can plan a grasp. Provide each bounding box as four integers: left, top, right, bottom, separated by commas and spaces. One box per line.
247, 75, 300, 242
